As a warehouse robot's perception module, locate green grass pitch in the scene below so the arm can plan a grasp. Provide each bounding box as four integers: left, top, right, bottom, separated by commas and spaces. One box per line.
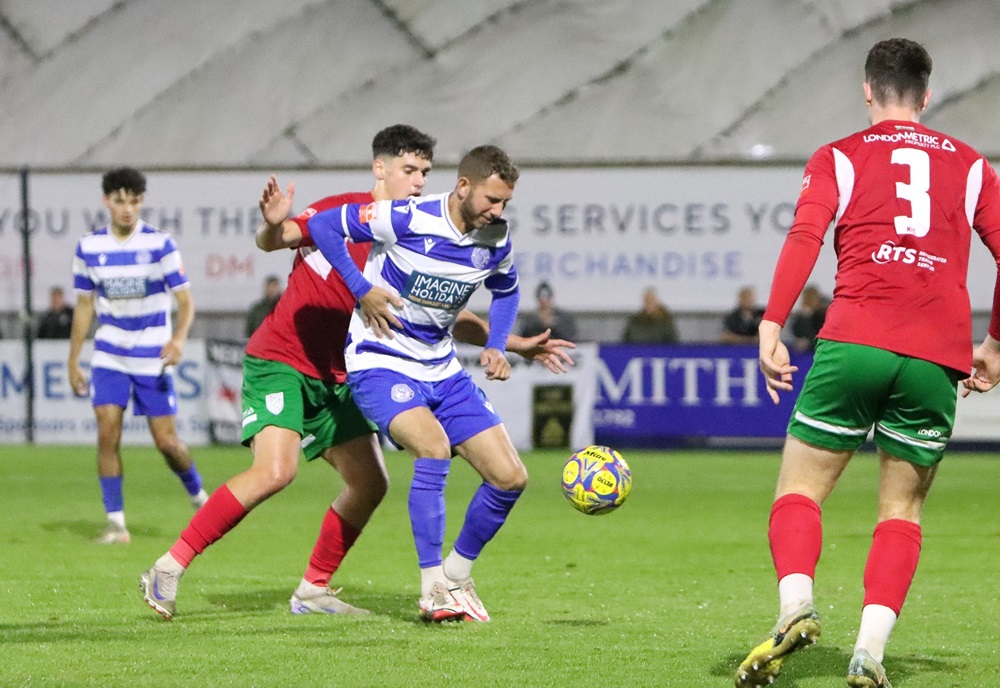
1, 445, 997, 686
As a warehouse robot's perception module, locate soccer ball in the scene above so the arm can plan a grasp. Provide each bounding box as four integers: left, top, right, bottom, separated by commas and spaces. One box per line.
561, 445, 632, 515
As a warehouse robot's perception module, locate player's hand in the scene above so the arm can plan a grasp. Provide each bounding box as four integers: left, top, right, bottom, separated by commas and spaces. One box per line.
259, 174, 294, 226
759, 319, 797, 404
962, 334, 1000, 397
508, 329, 576, 374
68, 363, 88, 397
159, 338, 184, 367
359, 286, 404, 338
481, 347, 511, 381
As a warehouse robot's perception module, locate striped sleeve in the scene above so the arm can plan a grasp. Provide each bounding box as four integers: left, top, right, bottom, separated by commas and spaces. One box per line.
159, 236, 190, 290
72, 241, 94, 292
484, 249, 518, 295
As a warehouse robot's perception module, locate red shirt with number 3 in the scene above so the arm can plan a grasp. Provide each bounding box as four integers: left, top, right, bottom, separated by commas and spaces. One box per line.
764, 119, 1000, 376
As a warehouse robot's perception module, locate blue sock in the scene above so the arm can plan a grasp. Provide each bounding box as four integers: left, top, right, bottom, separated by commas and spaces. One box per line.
409, 458, 451, 568
453, 482, 522, 561
99, 475, 124, 513
174, 463, 203, 496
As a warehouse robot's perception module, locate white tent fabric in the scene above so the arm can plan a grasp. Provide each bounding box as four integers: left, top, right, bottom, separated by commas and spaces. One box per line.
1, 0, 997, 167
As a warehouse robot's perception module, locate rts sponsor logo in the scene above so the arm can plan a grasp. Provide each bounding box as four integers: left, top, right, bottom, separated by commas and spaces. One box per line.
872, 241, 916, 265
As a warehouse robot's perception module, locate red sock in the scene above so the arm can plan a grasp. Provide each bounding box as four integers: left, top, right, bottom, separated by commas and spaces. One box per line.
769, 493, 823, 580
303, 507, 361, 587
169, 484, 248, 568
863, 519, 922, 615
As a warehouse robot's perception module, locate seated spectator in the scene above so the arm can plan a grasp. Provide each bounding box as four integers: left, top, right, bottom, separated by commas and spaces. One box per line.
518, 280, 578, 342
37, 286, 74, 339
622, 287, 678, 343
720, 286, 765, 344
245, 274, 283, 337
789, 283, 829, 351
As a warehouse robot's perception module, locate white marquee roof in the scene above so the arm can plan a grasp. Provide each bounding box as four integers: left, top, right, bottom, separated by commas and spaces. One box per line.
1, 0, 998, 167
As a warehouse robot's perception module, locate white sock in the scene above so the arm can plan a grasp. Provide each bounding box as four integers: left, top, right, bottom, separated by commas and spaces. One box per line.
295, 579, 325, 598
155, 552, 185, 574
107, 511, 126, 530
420, 565, 445, 597
855, 604, 897, 663
778, 573, 814, 618
443, 550, 474, 584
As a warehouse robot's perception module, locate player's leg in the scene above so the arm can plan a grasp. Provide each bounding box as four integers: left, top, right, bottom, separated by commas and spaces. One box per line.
446, 422, 526, 622
847, 452, 931, 688
434, 372, 525, 621
291, 435, 384, 615
90, 367, 131, 543
389, 406, 466, 620
735, 437, 844, 686
141, 357, 305, 619
738, 340, 887, 687
850, 355, 957, 686
94, 403, 129, 543
347, 367, 465, 621
137, 372, 208, 509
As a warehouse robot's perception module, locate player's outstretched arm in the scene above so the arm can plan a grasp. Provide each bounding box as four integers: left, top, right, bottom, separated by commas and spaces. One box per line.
508, 329, 576, 373
452, 311, 576, 373
962, 334, 1000, 396
759, 319, 797, 404
256, 175, 302, 251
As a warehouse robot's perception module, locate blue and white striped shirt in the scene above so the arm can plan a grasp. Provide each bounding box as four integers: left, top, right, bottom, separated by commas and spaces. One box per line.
308, 192, 519, 381
72, 222, 190, 376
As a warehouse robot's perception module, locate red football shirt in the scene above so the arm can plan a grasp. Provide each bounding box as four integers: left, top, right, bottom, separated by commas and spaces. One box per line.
245, 192, 373, 382
764, 119, 1000, 375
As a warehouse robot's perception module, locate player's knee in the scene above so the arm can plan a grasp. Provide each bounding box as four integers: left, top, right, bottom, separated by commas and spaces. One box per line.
407, 437, 451, 461
255, 461, 297, 494
349, 464, 389, 504
493, 463, 528, 492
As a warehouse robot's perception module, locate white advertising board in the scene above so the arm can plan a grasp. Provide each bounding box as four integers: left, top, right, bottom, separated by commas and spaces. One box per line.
3, 166, 998, 313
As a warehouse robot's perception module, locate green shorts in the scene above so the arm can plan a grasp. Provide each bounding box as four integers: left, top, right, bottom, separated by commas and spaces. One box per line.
787, 340, 962, 466
240, 356, 377, 461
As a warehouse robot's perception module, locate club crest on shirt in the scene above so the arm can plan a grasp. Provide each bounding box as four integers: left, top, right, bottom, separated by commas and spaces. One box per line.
391, 384, 414, 403
135, 250, 152, 265
471, 246, 491, 269
265, 392, 284, 415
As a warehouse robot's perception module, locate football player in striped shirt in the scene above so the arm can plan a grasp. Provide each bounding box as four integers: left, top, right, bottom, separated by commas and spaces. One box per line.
307, 145, 527, 622
68, 167, 208, 546
140, 129, 573, 621
736, 39, 1000, 688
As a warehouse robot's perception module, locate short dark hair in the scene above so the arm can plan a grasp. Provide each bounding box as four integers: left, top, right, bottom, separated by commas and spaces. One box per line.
102, 167, 146, 196
458, 145, 519, 187
372, 124, 435, 162
864, 38, 932, 109
536, 281, 553, 299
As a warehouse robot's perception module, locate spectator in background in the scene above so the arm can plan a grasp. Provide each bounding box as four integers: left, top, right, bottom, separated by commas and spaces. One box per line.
721, 286, 765, 344
622, 287, 678, 344
789, 284, 829, 352
37, 286, 75, 339
519, 281, 577, 342
245, 274, 282, 337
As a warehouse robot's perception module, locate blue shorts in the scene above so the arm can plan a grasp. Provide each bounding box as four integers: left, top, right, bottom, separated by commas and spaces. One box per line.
348, 368, 501, 447
90, 367, 178, 417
